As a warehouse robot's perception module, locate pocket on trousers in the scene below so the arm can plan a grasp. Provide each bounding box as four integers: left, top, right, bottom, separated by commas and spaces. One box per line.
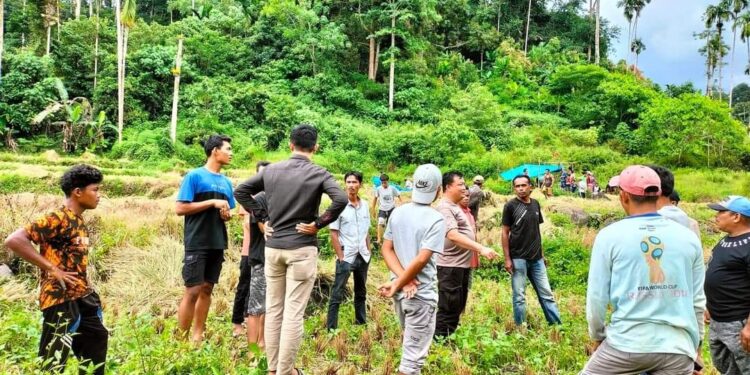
290, 251, 317, 281
182, 254, 200, 281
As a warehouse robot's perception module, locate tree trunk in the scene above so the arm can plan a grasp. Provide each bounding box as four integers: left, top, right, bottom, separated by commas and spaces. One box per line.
93, 0, 99, 90
524, 0, 532, 55
75, 0, 81, 19
632, 15, 639, 71
21, 0, 25, 46
729, 27, 737, 107
116, 0, 123, 142
89, 0, 92, 17
368, 36, 375, 80
594, 0, 600, 64
170, 38, 183, 143
480, 49, 484, 72
388, 16, 395, 112
374, 40, 380, 79
0, 0, 4, 84
718, 32, 724, 101
56, 0, 60, 41
46, 25, 51, 55
496, 0, 501, 32
626, 21, 632, 66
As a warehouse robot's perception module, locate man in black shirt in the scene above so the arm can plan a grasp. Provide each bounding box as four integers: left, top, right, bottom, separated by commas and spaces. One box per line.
501, 175, 562, 326
705, 195, 750, 374
235, 124, 347, 375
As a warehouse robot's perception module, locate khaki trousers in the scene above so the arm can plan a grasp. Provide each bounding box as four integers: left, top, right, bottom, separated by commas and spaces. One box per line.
264, 246, 317, 375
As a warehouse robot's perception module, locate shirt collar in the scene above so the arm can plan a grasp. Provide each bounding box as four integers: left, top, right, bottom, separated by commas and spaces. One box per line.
290, 154, 311, 162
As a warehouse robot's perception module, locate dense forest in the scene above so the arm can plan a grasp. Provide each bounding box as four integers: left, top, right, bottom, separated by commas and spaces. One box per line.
1, 0, 749, 177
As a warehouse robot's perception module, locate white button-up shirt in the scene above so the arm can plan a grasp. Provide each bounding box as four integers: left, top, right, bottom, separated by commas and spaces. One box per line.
330, 198, 371, 264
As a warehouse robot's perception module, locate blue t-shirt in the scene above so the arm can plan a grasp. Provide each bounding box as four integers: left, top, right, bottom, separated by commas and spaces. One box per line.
177, 167, 236, 251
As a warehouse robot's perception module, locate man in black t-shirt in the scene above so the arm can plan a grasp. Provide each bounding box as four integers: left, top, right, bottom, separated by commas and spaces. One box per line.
501, 175, 562, 326
705, 196, 750, 374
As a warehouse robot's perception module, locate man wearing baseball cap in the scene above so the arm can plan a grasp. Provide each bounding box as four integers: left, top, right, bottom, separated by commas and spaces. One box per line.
468, 175, 486, 222
705, 196, 750, 374
582, 165, 706, 374
379, 163, 445, 375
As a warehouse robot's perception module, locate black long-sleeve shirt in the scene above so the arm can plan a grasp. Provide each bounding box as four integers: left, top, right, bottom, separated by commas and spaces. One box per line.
234, 154, 348, 250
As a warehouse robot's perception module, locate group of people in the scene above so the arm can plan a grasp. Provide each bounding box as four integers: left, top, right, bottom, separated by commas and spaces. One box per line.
4, 123, 750, 375
558, 167, 601, 198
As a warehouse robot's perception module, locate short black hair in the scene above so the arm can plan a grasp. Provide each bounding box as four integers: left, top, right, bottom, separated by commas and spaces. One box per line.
345, 171, 363, 183
380, 173, 389, 182
647, 165, 674, 197
60, 164, 103, 197
512, 175, 531, 186
442, 171, 463, 190
669, 190, 681, 204
627, 192, 659, 204
201, 134, 231, 157
290, 124, 317, 152
256, 160, 270, 172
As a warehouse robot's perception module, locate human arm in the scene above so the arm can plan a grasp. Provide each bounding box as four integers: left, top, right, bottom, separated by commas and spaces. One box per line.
297, 173, 348, 235
239, 207, 251, 256
446, 229, 497, 259
234, 172, 266, 221
175, 200, 229, 216
501, 225, 512, 273
330, 230, 344, 261
4, 228, 78, 289
586, 234, 612, 348
379, 240, 431, 299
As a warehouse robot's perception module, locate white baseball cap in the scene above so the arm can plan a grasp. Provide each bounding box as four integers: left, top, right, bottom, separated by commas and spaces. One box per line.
411, 164, 442, 204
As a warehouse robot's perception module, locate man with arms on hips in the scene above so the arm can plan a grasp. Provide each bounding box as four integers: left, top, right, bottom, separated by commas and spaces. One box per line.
176, 134, 236, 343
234, 124, 347, 375
582, 165, 705, 374
379, 164, 445, 375
501, 174, 562, 326
373, 173, 402, 245
326, 171, 372, 331
704, 196, 750, 375
434, 171, 498, 338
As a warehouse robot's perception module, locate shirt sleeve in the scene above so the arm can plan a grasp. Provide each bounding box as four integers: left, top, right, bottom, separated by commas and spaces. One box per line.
24, 212, 62, 245
393, 186, 400, 197
586, 232, 612, 342
226, 179, 236, 209
420, 217, 446, 254
438, 204, 458, 234
235, 171, 266, 221
176, 172, 196, 202
315, 172, 348, 229
250, 194, 268, 224
537, 202, 544, 224
329, 216, 341, 231
384, 218, 393, 241
501, 201, 514, 227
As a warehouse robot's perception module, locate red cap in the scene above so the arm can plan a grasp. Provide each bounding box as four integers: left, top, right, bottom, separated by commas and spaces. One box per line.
616, 165, 661, 196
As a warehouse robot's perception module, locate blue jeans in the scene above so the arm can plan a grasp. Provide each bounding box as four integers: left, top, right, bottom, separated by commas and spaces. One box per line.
511, 258, 562, 325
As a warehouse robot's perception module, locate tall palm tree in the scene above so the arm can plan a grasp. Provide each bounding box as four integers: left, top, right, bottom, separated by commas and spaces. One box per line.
594, 0, 601, 64
631, 38, 645, 71
728, 0, 749, 107
524, 0, 532, 55
631, 0, 651, 70
705, 0, 731, 99
42, 0, 57, 55
740, 12, 750, 74
117, 0, 136, 142
1, 0, 4, 84
617, 0, 636, 65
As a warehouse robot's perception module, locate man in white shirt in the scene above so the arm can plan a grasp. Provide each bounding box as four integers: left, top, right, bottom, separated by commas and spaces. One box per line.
326, 171, 372, 330
373, 173, 402, 245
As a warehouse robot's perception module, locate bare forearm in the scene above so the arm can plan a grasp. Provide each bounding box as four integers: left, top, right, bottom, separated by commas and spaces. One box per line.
175, 200, 214, 216
447, 230, 483, 254
501, 228, 511, 260
330, 231, 344, 259
393, 251, 431, 290
381, 241, 406, 276
4, 230, 53, 272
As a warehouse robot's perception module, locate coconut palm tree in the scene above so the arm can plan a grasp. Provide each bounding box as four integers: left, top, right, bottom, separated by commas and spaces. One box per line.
594, 0, 601, 64
524, 0, 532, 55
1, 0, 4, 84
705, 0, 731, 99
728, 0, 749, 107
42, 0, 57, 55
116, 0, 136, 142
631, 0, 651, 70
740, 12, 750, 74
617, 0, 636, 65
631, 38, 645, 71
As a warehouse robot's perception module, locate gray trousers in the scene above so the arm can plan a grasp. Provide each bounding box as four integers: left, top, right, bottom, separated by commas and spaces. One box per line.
394, 297, 437, 375
580, 340, 693, 375
709, 319, 750, 375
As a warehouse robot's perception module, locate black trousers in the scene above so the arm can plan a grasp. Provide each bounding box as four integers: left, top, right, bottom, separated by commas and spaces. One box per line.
39, 292, 108, 375
326, 254, 369, 330
231, 256, 252, 324
435, 266, 471, 338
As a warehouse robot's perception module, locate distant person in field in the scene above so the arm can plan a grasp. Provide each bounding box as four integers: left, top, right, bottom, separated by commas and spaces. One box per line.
567, 167, 577, 193
586, 171, 596, 194
326, 171, 372, 331
234, 124, 347, 375
648, 165, 701, 239
501, 175, 562, 326
243, 161, 270, 351
232, 161, 270, 337
405, 178, 414, 190
582, 165, 705, 375
704, 196, 750, 375
175, 134, 236, 343
378, 163, 445, 375
434, 171, 499, 338
560, 168, 569, 192
467, 175, 487, 224
578, 177, 587, 199
542, 169, 554, 199
373, 173, 402, 245
4, 165, 108, 375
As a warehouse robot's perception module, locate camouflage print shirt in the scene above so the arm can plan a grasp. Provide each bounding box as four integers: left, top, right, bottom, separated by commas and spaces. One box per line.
25, 206, 92, 310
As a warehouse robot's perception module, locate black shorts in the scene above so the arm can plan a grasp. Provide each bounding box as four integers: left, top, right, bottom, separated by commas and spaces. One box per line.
182, 249, 224, 287
378, 209, 394, 220
40, 292, 108, 375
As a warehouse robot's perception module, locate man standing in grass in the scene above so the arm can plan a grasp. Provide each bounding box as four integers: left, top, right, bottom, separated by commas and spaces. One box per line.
175, 134, 236, 343
243, 161, 270, 351
235, 124, 347, 375
435, 171, 498, 338
4, 165, 108, 375
583, 165, 705, 374
326, 171, 371, 331
467, 175, 486, 223
373, 173, 401, 245
501, 174, 562, 326
704, 196, 750, 374
379, 163, 445, 375
542, 169, 554, 199
232, 160, 271, 337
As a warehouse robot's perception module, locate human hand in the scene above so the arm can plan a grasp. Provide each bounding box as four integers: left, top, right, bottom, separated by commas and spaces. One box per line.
296, 221, 319, 235
591, 340, 602, 353
704, 310, 711, 325
740, 324, 750, 352
504, 259, 513, 274
48, 266, 78, 291
480, 246, 499, 260
263, 223, 274, 241
212, 199, 230, 210
219, 207, 231, 221
378, 282, 397, 298
401, 279, 421, 299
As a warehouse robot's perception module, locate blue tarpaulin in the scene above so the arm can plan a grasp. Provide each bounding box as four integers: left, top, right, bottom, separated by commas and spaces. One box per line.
500, 164, 563, 181
371, 176, 412, 192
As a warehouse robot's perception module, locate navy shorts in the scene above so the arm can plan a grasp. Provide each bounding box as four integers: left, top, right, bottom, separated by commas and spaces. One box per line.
182, 250, 224, 287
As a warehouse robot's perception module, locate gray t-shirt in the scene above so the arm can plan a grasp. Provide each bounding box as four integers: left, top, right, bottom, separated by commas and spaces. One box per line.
384, 202, 445, 304
436, 199, 474, 268
376, 185, 400, 212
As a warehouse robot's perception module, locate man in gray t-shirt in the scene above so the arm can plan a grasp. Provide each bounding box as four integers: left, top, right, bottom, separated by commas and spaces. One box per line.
373, 174, 402, 245
379, 164, 444, 375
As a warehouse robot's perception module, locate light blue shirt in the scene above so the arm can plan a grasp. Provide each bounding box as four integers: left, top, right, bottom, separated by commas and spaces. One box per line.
330, 198, 371, 264
586, 213, 705, 358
